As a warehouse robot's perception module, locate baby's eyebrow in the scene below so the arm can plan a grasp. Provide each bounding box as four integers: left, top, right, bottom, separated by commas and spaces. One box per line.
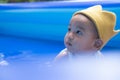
77, 26, 85, 31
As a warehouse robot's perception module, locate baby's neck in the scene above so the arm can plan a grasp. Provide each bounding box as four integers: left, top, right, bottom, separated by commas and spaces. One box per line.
69, 50, 98, 57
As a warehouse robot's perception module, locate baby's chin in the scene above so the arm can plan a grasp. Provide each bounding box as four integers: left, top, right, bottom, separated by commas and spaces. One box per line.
66, 48, 77, 54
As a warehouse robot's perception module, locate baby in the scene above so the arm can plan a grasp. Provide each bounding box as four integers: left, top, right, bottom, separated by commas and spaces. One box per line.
54, 5, 120, 62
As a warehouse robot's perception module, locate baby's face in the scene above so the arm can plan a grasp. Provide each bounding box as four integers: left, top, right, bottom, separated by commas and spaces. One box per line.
64, 14, 98, 54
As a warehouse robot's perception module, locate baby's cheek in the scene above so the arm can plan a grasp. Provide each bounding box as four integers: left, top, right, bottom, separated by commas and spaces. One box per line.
64, 37, 67, 45
64, 35, 68, 41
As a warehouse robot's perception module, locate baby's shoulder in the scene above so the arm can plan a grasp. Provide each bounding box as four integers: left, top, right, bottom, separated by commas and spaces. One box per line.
54, 48, 69, 62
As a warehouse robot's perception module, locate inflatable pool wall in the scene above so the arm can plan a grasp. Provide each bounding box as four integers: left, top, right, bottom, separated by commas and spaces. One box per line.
0, 1, 120, 49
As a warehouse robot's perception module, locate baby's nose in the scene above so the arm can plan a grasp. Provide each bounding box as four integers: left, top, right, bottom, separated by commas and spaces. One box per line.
68, 32, 74, 41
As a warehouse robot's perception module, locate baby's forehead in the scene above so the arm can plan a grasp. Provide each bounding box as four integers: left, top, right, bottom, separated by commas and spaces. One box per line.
70, 14, 94, 25
70, 14, 95, 28
70, 14, 98, 35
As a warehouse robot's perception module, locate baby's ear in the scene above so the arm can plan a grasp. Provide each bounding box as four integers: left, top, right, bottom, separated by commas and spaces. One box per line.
94, 39, 103, 50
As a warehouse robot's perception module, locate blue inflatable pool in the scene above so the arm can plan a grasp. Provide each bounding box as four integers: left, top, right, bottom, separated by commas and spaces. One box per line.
0, 1, 120, 80
0, 1, 120, 58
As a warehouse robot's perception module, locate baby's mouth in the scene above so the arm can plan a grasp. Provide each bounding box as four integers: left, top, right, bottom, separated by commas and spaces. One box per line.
66, 42, 72, 46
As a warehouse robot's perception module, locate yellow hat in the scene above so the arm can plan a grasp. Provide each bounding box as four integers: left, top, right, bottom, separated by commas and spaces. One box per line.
73, 5, 120, 49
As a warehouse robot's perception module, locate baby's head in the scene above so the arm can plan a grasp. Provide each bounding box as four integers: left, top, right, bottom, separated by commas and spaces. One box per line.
64, 5, 119, 55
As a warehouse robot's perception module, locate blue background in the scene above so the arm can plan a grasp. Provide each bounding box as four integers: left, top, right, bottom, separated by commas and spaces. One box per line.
0, 1, 120, 58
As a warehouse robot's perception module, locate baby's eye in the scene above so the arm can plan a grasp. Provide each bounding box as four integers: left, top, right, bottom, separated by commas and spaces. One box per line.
68, 28, 71, 32
76, 30, 82, 35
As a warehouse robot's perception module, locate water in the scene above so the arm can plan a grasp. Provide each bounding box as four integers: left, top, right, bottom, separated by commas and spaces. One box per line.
0, 51, 120, 80
0, 53, 8, 66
